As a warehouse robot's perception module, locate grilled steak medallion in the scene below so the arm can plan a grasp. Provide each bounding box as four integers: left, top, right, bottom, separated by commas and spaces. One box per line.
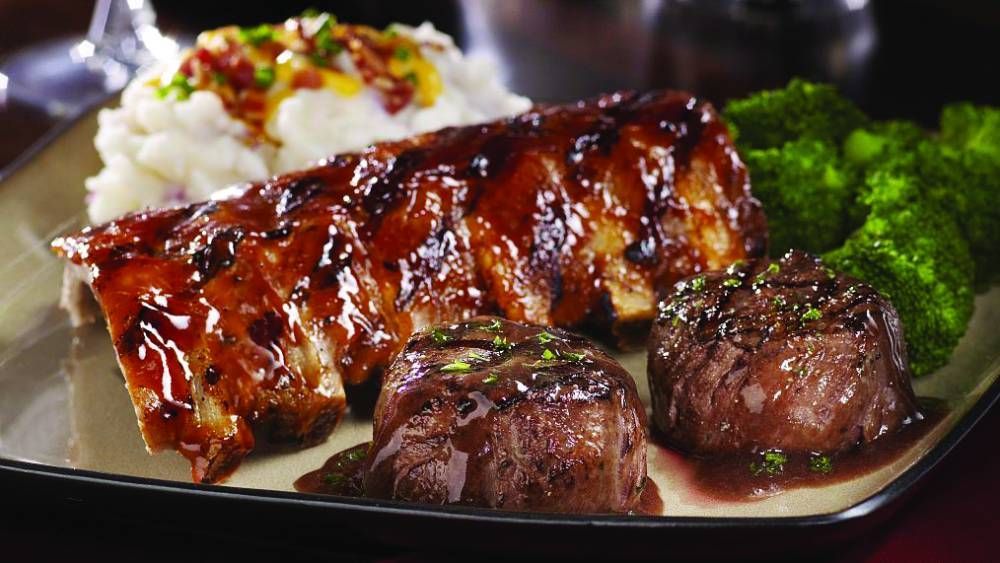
364, 317, 648, 513
648, 250, 920, 455
52, 90, 766, 482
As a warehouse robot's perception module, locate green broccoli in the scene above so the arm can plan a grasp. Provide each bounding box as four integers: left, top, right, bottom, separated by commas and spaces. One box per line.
850, 139, 1000, 282
729, 79, 997, 376
824, 164, 975, 376
939, 102, 1000, 161
841, 121, 926, 228
935, 104, 1000, 280
724, 78, 869, 150
743, 138, 859, 256
920, 148, 1000, 282
842, 120, 926, 168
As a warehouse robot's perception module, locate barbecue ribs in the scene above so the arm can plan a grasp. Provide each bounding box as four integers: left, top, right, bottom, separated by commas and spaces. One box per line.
53, 90, 767, 482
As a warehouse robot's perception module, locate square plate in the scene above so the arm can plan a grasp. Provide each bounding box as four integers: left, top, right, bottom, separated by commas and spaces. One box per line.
1, 103, 998, 558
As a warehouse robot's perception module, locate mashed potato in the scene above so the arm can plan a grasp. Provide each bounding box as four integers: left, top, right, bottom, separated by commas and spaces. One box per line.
85, 21, 530, 223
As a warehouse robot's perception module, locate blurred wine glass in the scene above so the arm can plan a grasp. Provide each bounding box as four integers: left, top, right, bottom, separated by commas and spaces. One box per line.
0, 0, 178, 118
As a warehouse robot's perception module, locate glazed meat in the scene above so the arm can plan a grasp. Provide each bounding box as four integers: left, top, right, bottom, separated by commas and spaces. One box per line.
52, 90, 766, 482
647, 250, 920, 455
364, 317, 647, 512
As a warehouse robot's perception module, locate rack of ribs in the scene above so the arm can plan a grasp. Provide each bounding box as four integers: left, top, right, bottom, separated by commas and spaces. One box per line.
52, 90, 768, 483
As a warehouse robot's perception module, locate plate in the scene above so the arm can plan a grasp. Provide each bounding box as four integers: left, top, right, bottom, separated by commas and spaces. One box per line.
1, 102, 998, 558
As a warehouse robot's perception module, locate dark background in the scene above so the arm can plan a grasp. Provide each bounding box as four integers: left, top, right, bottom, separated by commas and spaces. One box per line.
1, 1, 999, 560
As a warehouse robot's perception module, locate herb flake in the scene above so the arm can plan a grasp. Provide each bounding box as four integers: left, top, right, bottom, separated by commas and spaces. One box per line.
441, 361, 472, 373
323, 472, 348, 486
492, 335, 512, 352
155, 73, 194, 101
431, 328, 451, 344
537, 331, 556, 344
394, 46, 412, 61
690, 276, 706, 292
809, 454, 833, 474
801, 307, 823, 322
750, 449, 787, 476
238, 24, 276, 47
254, 66, 276, 89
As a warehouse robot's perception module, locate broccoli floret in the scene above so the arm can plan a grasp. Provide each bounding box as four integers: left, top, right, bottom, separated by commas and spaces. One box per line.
939, 102, 1000, 161
918, 147, 1000, 281
743, 138, 859, 256
842, 121, 925, 167
852, 139, 1000, 282
839, 120, 926, 229
724, 78, 869, 150
824, 165, 975, 376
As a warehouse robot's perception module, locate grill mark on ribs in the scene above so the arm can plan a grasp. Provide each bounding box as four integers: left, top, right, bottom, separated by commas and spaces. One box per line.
52, 90, 766, 482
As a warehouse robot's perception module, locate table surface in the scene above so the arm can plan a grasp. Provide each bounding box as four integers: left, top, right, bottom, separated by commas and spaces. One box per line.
1, 1, 998, 560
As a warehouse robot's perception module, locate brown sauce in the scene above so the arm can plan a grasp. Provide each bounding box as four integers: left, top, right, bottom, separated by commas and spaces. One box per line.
294, 442, 370, 496
651, 398, 948, 503
632, 478, 664, 515
295, 440, 661, 516
295, 403, 944, 508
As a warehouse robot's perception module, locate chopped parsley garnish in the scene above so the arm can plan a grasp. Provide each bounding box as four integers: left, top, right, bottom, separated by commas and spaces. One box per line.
541, 348, 557, 361
563, 351, 586, 362
394, 46, 412, 61
726, 260, 746, 274
323, 472, 348, 486
723, 278, 741, 288
773, 295, 787, 309
483, 372, 500, 384
537, 331, 556, 344
441, 361, 472, 373
254, 66, 276, 89
431, 328, 451, 344
238, 24, 276, 47
823, 266, 837, 280
403, 71, 418, 84
671, 315, 682, 327
483, 319, 503, 332
155, 73, 194, 101
212, 72, 227, 85
750, 449, 787, 476
801, 307, 823, 322
492, 335, 512, 352
754, 262, 782, 286
344, 447, 367, 462
809, 454, 833, 474
690, 276, 706, 292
